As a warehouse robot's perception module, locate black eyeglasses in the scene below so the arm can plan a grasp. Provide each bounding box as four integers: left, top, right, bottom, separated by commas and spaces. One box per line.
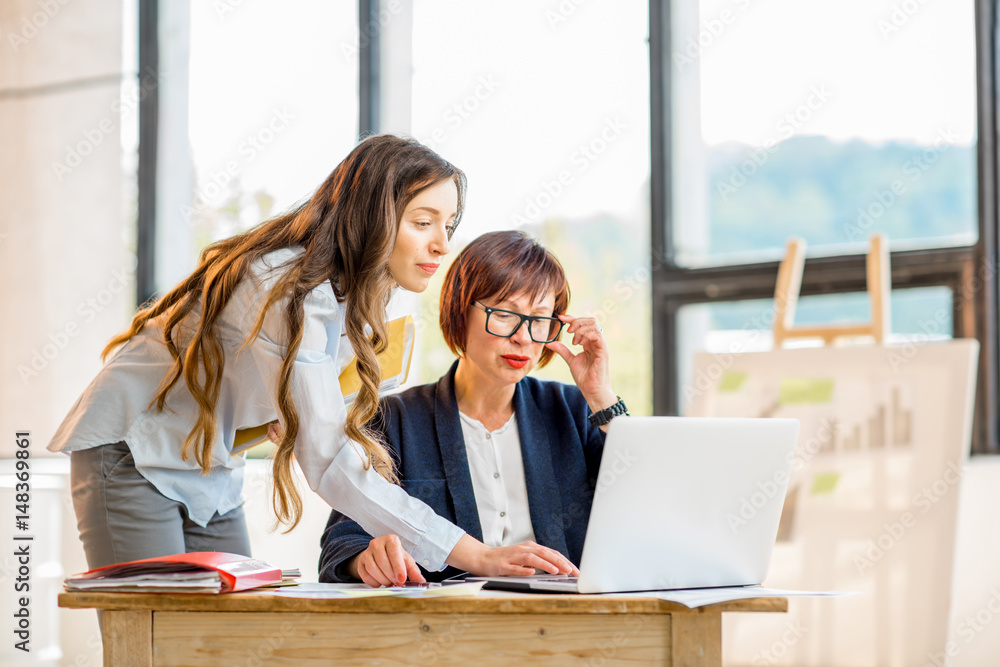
473, 301, 564, 343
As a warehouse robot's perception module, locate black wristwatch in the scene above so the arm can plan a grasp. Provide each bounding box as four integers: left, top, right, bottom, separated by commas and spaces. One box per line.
588, 397, 629, 427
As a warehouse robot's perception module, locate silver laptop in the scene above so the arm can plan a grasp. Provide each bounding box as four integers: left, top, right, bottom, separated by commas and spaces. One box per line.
468, 416, 800, 594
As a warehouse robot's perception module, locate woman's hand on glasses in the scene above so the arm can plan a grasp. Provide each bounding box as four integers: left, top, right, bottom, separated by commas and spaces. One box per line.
545, 315, 617, 424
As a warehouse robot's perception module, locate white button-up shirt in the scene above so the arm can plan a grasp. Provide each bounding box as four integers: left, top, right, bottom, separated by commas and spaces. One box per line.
48, 247, 463, 570
458, 411, 536, 547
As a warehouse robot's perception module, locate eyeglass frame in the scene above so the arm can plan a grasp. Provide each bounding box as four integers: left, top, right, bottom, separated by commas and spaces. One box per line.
472, 301, 565, 344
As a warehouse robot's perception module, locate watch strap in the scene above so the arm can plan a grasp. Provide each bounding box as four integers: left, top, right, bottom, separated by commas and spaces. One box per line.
588, 397, 629, 427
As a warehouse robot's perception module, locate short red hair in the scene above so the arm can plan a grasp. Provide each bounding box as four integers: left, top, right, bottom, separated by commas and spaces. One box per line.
439, 231, 570, 367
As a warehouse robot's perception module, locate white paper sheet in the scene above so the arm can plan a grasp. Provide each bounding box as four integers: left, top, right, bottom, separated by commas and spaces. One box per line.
611, 586, 857, 608
261, 581, 486, 599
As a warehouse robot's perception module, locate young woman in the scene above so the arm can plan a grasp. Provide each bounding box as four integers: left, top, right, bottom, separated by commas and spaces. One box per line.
49, 135, 574, 583
319, 231, 628, 586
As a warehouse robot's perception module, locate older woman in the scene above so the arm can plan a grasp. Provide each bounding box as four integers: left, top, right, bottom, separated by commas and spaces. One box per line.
319, 230, 628, 586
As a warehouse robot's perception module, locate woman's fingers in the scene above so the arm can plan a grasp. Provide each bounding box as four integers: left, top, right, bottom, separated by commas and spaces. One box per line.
362, 558, 393, 588
529, 545, 578, 575
371, 542, 399, 586
558, 314, 604, 348
360, 535, 423, 587
501, 562, 538, 576
521, 551, 560, 574
382, 535, 410, 586
267, 421, 284, 442
404, 552, 426, 583
493, 543, 580, 577
574, 329, 604, 349
544, 340, 574, 364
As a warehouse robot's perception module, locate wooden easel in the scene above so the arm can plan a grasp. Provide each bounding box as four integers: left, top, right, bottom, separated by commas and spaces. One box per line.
772, 234, 890, 347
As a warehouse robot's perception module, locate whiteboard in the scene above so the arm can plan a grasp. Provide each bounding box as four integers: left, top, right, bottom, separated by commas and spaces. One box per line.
684, 340, 979, 667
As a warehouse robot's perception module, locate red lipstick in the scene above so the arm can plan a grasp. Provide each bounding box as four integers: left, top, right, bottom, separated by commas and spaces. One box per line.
501, 355, 529, 369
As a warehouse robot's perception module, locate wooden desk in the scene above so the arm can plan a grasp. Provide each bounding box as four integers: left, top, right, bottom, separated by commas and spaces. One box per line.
59, 590, 786, 666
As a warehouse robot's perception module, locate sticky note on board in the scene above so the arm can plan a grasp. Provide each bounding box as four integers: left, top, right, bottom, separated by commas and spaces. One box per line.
779, 378, 835, 405
811, 472, 841, 495
718, 371, 748, 393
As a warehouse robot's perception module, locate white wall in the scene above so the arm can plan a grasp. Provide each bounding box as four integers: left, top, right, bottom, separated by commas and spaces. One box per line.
949, 456, 1000, 667
0, 1, 130, 666
0, 0, 134, 460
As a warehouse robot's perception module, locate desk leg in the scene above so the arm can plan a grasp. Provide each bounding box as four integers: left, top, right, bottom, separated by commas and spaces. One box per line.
103, 610, 152, 667
670, 611, 722, 667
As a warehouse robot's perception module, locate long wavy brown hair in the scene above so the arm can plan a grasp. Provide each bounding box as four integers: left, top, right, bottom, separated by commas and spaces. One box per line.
102, 134, 466, 530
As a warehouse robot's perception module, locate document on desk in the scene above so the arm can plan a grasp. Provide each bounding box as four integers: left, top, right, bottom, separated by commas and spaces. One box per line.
261, 581, 486, 599
615, 586, 857, 608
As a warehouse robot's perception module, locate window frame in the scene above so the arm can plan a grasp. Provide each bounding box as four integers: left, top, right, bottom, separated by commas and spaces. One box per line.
649, 0, 999, 455
136, 0, 998, 453
136, 0, 370, 306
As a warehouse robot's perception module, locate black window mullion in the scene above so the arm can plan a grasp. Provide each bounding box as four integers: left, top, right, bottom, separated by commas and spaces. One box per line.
656, 248, 974, 305
650, 0, 675, 416
136, 0, 158, 307
973, 0, 999, 454
651, 0, 997, 454
358, 0, 380, 137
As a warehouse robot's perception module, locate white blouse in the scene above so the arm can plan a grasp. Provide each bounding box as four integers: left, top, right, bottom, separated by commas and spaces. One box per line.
458, 411, 536, 547
48, 247, 463, 571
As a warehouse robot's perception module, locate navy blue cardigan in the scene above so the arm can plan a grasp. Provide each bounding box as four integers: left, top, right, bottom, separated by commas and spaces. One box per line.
318, 362, 606, 582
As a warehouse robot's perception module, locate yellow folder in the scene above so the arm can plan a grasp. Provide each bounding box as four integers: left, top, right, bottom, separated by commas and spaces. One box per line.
232, 315, 415, 454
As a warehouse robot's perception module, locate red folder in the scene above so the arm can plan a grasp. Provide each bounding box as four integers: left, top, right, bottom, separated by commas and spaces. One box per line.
66, 552, 282, 593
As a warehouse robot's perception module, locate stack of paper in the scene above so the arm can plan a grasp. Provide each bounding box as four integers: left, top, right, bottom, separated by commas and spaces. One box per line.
259, 568, 303, 589
64, 552, 283, 594
66, 565, 227, 594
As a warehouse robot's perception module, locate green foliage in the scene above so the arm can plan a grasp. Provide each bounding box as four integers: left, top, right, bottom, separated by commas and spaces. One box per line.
708, 136, 976, 254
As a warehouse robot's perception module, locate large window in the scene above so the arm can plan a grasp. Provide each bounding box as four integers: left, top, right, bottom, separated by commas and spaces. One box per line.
652, 0, 998, 453
406, 0, 653, 412
187, 1, 359, 254
673, 0, 976, 267
135, 1, 998, 451
143, 1, 359, 295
